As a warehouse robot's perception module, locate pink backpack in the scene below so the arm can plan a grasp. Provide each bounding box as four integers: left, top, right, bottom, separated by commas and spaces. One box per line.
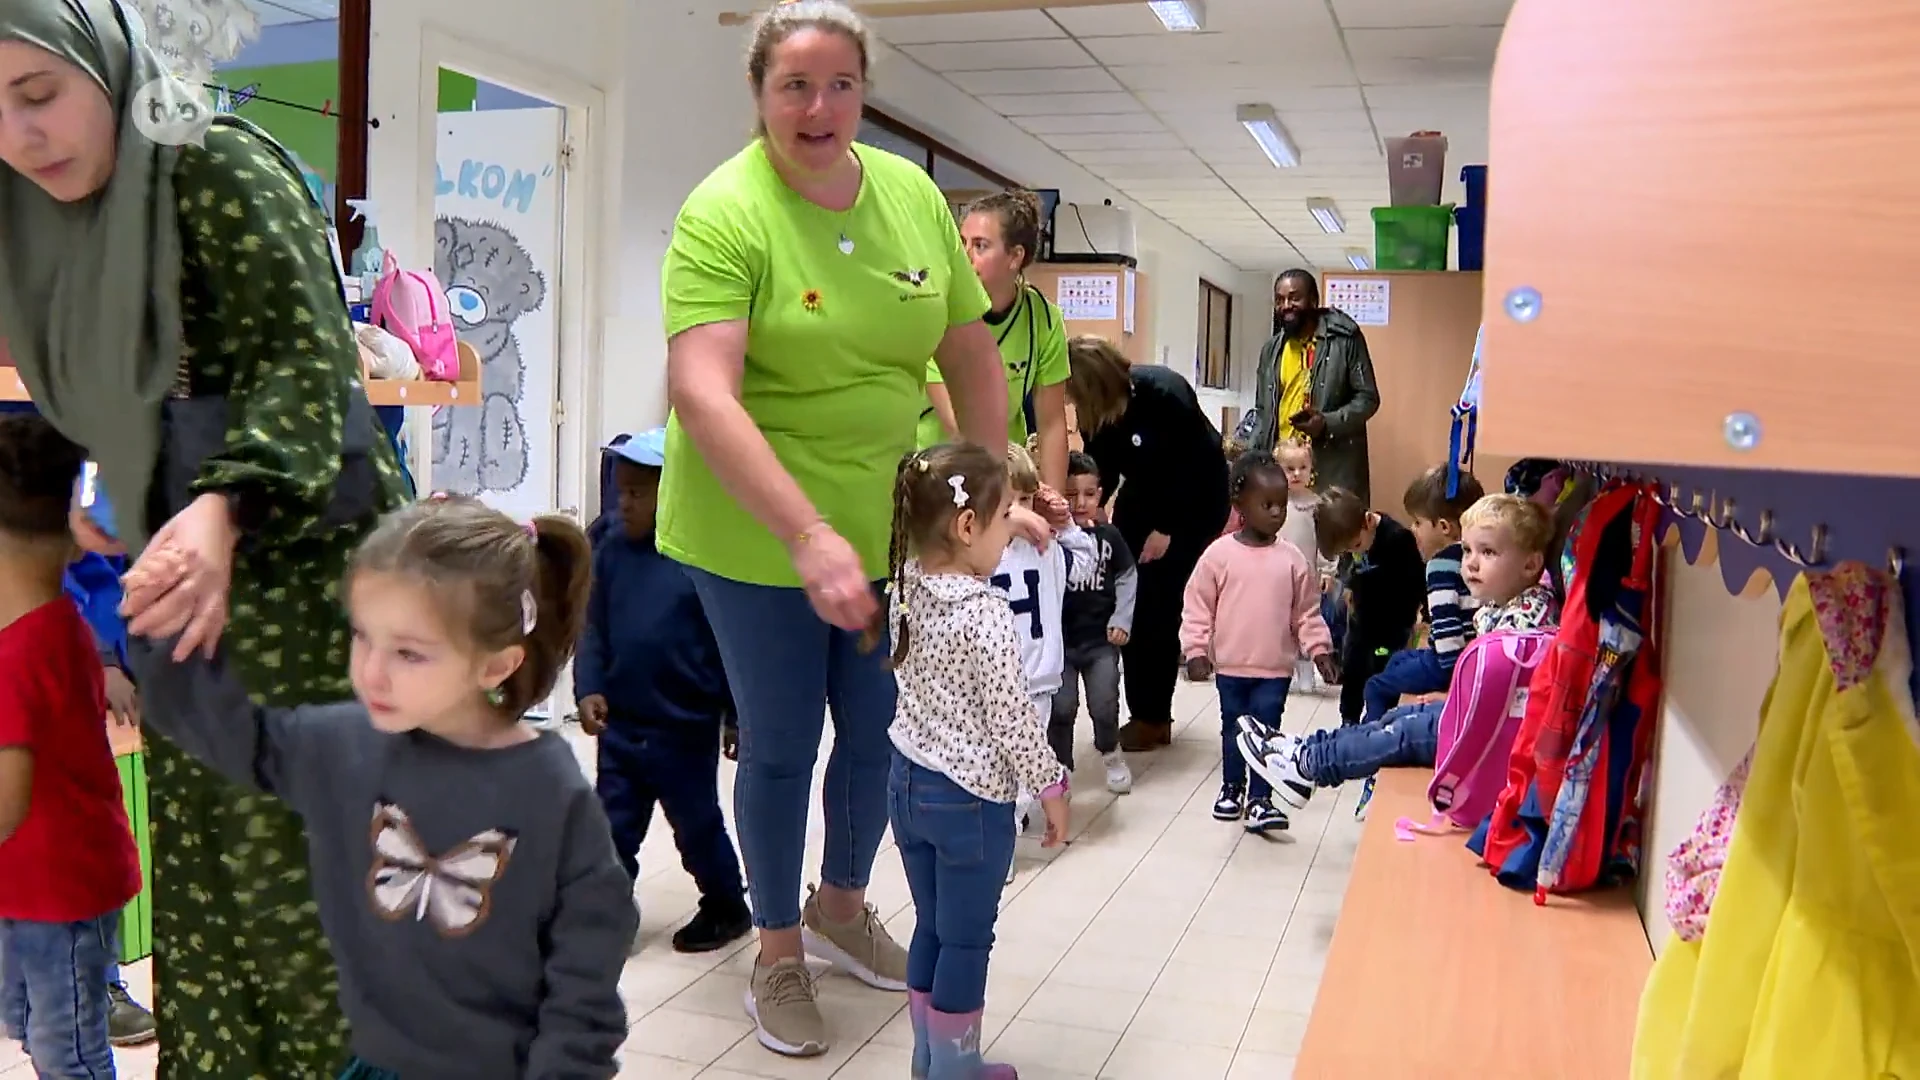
1428, 629, 1554, 829
370, 251, 459, 381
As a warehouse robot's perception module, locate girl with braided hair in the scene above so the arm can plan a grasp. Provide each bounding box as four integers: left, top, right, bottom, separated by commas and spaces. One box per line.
879, 443, 1069, 1080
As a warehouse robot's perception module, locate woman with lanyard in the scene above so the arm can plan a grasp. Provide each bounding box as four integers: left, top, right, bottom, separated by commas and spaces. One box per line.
659, 0, 1051, 1058
917, 189, 1071, 490
1066, 336, 1231, 752
0, 3, 407, 1076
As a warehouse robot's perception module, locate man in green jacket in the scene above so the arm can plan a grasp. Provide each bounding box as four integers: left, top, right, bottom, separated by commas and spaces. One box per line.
1233, 269, 1382, 502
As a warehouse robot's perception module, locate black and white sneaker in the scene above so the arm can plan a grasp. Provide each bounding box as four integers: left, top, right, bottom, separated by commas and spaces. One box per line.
1243, 797, 1289, 834
1237, 730, 1315, 810
1211, 783, 1246, 821
1236, 714, 1279, 744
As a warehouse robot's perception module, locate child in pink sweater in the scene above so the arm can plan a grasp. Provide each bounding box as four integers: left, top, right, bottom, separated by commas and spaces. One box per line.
1181, 451, 1337, 833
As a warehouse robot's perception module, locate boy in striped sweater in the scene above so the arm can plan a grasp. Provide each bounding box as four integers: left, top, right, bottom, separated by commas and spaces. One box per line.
1358, 466, 1486, 725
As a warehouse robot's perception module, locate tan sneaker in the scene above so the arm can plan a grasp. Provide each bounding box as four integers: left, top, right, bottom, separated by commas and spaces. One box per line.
745, 957, 828, 1057
800, 884, 910, 991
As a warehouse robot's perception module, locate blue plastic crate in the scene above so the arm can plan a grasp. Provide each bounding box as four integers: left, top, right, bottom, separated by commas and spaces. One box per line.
1461, 164, 1487, 208
1455, 205, 1485, 271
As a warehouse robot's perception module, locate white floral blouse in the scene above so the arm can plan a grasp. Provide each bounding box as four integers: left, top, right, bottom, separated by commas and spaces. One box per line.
888, 563, 1069, 804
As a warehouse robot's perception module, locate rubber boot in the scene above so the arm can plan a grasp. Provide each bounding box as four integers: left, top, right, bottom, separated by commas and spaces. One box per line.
926, 1007, 1018, 1078
909, 990, 932, 1079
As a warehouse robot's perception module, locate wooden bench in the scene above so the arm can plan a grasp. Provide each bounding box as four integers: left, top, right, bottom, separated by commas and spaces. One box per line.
1295, 768, 1653, 1079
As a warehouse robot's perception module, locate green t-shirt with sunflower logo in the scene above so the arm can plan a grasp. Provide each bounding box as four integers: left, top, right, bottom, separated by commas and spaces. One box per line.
915, 284, 1069, 450
658, 141, 992, 587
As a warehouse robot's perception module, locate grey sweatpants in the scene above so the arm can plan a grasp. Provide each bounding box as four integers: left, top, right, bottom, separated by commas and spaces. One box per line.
1049, 645, 1122, 769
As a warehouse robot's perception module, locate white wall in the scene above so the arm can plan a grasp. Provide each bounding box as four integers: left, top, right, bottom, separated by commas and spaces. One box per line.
369, 0, 1266, 472
1637, 534, 1778, 952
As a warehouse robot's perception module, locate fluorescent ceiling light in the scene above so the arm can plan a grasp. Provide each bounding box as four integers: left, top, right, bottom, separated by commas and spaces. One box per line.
1235, 104, 1298, 169
1307, 198, 1345, 234
1345, 248, 1370, 270
1147, 1, 1204, 32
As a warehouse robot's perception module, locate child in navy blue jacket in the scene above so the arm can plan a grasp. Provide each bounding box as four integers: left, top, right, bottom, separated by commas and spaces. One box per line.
575, 429, 751, 954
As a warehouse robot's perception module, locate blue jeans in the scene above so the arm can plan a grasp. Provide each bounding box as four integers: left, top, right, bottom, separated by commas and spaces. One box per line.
0, 914, 119, 1078
689, 569, 896, 931
888, 753, 1015, 1014
1216, 674, 1292, 801
1361, 646, 1451, 725
1297, 701, 1443, 786
338, 1060, 400, 1080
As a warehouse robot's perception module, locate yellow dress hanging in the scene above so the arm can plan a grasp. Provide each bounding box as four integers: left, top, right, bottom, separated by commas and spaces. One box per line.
1633, 565, 1920, 1079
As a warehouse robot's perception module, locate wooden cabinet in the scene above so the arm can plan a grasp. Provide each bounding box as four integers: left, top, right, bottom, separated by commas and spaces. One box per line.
1477, 0, 1920, 478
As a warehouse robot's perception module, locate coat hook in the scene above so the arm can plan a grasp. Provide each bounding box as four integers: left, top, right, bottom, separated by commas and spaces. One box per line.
1731, 507, 1775, 546
1705, 495, 1736, 531
1688, 490, 1708, 519
1776, 523, 1830, 567
1890, 546, 1907, 580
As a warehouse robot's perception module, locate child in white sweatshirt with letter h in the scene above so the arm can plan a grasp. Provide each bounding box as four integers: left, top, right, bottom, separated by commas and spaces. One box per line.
994, 444, 1095, 862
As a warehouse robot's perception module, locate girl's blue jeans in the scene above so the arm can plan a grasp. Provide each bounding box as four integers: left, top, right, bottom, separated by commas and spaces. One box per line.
1216, 673, 1292, 800
888, 753, 1016, 1014
688, 568, 897, 930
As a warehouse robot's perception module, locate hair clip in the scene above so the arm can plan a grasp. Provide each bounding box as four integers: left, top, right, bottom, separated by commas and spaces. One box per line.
523, 520, 538, 541
428, 491, 452, 502
521, 589, 538, 636
915, 455, 932, 473
949, 474, 969, 507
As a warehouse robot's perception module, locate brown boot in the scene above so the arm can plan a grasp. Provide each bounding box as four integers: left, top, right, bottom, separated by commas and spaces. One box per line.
1118, 720, 1172, 752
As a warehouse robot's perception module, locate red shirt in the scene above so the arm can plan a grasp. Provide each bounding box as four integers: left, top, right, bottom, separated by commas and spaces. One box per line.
0, 601, 140, 922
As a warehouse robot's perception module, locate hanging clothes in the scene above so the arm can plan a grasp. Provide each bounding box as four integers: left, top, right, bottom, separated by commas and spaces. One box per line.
1633, 565, 1920, 1078
1445, 324, 1484, 498
1472, 481, 1664, 897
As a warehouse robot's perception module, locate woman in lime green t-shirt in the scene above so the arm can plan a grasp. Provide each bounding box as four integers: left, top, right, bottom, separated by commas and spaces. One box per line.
916, 189, 1071, 490
653, 1, 1050, 1060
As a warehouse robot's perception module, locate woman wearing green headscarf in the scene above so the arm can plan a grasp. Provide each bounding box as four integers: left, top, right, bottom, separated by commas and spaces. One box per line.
0, 2, 407, 1076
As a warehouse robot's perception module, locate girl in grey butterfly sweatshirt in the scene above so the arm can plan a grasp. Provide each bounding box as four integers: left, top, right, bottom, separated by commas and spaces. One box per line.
127, 497, 636, 1080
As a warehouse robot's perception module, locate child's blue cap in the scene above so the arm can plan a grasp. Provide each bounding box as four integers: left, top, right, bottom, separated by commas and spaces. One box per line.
606, 428, 667, 468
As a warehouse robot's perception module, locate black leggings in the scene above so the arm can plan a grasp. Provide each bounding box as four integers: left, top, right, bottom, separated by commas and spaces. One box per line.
1121, 541, 1205, 727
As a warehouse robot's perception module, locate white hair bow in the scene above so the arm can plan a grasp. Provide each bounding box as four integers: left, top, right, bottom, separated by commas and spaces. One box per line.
949, 475, 969, 508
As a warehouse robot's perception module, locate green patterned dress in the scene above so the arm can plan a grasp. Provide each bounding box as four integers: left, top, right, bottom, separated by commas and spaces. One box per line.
149, 123, 407, 1079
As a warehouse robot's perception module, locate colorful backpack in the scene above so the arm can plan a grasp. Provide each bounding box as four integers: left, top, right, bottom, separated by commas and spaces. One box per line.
370, 250, 459, 381
1474, 482, 1664, 901
1428, 628, 1554, 829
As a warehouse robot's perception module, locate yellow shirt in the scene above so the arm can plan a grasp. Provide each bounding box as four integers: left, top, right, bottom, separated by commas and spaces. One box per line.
1275, 336, 1312, 445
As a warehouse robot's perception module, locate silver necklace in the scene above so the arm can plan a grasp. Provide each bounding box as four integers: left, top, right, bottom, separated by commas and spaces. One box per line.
837, 233, 854, 255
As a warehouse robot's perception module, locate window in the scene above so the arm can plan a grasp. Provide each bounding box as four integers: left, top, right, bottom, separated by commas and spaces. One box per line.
1198, 280, 1234, 390
857, 108, 1020, 193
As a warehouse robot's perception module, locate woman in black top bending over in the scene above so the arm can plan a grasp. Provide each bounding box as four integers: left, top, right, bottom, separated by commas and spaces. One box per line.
1066, 336, 1231, 751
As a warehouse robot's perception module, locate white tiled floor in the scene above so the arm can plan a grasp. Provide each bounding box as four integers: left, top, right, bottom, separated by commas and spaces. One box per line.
5, 678, 1361, 1080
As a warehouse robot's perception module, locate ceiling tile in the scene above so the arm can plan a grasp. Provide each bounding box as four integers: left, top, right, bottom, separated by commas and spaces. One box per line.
1014, 113, 1167, 134
945, 67, 1122, 95
1063, 148, 1201, 167
898, 39, 1094, 71
1345, 26, 1503, 63
1109, 63, 1352, 94
1330, 0, 1513, 29
1040, 131, 1189, 151
978, 91, 1143, 117
1081, 29, 1342, 68
870, 10, 1065, 45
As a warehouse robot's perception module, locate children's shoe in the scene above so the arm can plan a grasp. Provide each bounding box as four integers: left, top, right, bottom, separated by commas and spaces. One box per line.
1354, 776, 1377, 820
1243, 797, 1289, 835
672, 895, 753, 954
1236, 730, 1315, 810
107, 982, 157, 1047
1102, 750, 1133, 794
926, 1007, 1019, 1079
1236, 713, 1279, 744
908, 989, 933, 1079
1211, 783, 1246, 821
